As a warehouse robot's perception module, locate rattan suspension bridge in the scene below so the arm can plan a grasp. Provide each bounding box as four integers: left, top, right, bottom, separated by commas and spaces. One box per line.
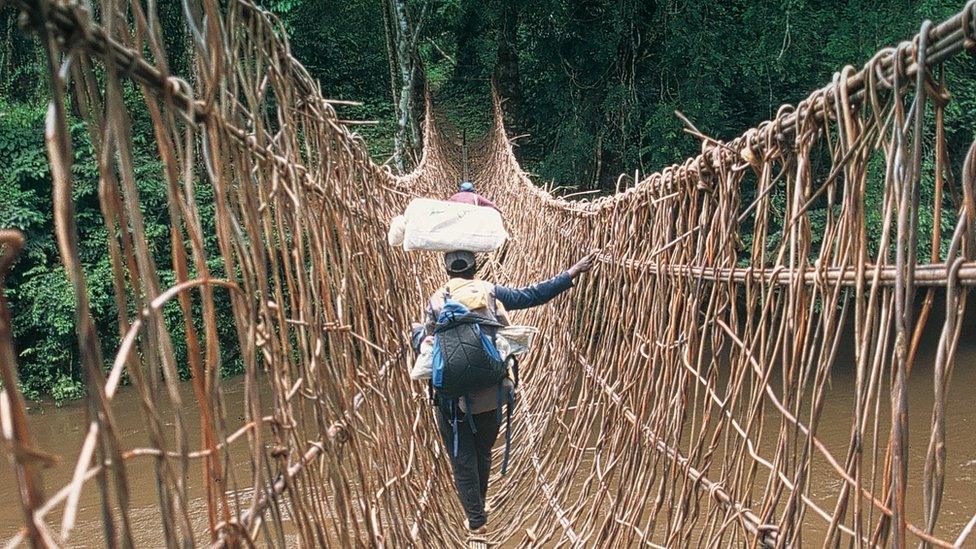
1, 0, 976, 546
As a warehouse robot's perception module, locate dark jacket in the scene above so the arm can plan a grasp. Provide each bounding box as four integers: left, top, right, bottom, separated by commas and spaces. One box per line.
494, 272, 574, 310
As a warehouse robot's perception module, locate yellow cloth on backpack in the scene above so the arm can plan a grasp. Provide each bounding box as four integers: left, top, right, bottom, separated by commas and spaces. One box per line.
441, 278, 503, 314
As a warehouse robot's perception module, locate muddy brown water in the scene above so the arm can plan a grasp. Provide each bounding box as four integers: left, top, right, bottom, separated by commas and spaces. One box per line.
0, 376, 277, 547
1, 321, 974, 546
795, 304, 976, 544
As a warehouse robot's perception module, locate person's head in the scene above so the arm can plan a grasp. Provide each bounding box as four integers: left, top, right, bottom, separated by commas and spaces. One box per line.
458, 181, 475, 193
444, 250, 477, 279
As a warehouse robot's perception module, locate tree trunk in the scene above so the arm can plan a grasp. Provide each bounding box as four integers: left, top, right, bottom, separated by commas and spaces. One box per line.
388, 0, 426, 174
392, 0, 412, 173
382, 0, 400, 115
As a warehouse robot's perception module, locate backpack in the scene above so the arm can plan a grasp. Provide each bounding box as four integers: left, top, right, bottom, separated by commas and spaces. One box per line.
431, 297, 506, 398
430, 289, 518, 474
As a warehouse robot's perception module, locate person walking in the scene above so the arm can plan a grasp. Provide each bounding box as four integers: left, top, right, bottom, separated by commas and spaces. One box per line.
419, 249, 595, 535
448, 181, 501, 211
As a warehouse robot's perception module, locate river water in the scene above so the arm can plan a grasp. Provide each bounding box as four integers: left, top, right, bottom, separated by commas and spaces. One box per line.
1, 309, 973, 546
755, 305, 976, 544
0, 376, 270, 546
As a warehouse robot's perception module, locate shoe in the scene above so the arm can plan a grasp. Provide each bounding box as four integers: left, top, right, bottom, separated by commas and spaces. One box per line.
468, 524, 488, 535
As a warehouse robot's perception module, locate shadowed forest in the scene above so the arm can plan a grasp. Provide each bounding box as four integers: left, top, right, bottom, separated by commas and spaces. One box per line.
1, 0, 974, 400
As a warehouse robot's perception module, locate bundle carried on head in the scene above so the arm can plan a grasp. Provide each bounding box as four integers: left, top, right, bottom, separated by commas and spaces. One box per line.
387, 198, 508, 252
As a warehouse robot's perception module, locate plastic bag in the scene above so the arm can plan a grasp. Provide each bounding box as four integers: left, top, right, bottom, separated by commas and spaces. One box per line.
410, 336, 434, 380
400, 198, 508, 252
495, 325, 539, 360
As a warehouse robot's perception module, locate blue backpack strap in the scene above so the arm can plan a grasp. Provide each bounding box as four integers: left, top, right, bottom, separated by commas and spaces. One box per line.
501, 389, 515, 475
431, 336, 443, 388
495, 384, 504, 422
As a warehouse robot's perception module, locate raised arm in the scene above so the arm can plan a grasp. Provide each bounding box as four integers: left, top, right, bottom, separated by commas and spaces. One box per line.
494, 273, 572, 311
493, 252, 596, 311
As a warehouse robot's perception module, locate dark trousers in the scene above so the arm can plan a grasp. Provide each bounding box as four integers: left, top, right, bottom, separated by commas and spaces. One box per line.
435, 405, 502, 529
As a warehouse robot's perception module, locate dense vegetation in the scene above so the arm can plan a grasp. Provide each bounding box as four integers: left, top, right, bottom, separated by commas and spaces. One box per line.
1, 1, 974, 400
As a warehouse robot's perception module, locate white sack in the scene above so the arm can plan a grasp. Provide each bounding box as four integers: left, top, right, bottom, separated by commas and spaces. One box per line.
410, 336, 434, 380
401, 198, 508, 252
387, 215, 406, 246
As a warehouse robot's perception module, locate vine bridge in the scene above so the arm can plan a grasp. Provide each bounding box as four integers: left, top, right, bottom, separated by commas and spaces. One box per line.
1, 0, 976, 547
